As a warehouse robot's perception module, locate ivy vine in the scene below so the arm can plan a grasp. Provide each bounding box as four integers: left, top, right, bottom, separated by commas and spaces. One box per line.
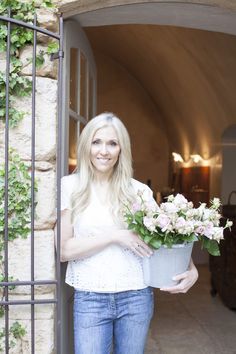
0, 0, 56, 350
0, 150, 36, 350
0, 0, 58, 127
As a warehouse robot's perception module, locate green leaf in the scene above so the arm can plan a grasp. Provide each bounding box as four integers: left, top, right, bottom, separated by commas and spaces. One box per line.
149, 239, 162, 249
202, 237, 220, 256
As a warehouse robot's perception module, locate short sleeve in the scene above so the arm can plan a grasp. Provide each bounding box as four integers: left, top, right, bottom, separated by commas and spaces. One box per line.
131, 178, 157, 207
142, 185, 154, 202
61, 176, 72, 211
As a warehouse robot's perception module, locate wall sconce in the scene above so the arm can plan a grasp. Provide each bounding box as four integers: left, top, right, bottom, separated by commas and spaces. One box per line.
172, 152, 184, 162
69, 157, 77, 166
190, 154, 203, 163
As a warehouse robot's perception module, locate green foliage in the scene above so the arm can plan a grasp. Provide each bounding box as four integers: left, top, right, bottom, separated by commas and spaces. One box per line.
125, 208, 197, 250
47, 41, 59, 54
10, 321, 26, 339
0, 0, 54, 350
0, 321, 27, 351
0, 0, 55, 126
0, 150, 33, 249
0, 151, 35, 349
201, 237, 220, 256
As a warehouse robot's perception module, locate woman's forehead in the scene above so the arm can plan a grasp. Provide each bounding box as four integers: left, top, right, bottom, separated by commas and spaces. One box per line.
93, 125, 119, 140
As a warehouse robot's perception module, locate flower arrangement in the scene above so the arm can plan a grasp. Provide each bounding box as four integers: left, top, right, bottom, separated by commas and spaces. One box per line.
123, 193, 233, 256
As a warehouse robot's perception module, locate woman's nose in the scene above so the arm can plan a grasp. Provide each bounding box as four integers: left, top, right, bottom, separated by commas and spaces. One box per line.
100, 143, 108, 154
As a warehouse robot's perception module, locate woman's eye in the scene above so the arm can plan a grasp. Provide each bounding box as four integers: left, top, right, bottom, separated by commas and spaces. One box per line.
110, 141, 118, 146
92, 140, 100, 145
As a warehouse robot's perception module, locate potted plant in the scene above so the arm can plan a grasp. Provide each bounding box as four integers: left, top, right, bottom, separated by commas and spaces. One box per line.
123, 193, 232, 288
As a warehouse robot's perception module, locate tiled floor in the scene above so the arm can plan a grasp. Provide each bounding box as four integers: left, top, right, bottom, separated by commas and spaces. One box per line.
146, 265, 236, 354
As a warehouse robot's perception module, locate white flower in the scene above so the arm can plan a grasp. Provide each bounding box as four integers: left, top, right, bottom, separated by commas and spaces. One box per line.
167, 194, 175, 202
211, 198, 221, 209
156, 214, 171, 232
212, 227, 224, 242
196, 203, 207, 218
226, 220, 233, 228
175, 217, 186, 233
188, 201, 194, 209
175, 217, 194, 234
182, 220, 195, 234
161, 202, 178, 214
143, 216, 156, 232
186, 209, 196, 220
173, 193, 188, 206
194, 221, 205, 235
202, 221, 215, 239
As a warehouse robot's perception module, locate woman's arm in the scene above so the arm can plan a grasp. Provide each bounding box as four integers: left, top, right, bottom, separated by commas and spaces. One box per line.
159, 258, 198, 293
56, 209, 153, 262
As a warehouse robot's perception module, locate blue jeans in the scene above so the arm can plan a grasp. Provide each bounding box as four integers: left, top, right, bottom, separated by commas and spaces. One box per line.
73, 287, 154, 354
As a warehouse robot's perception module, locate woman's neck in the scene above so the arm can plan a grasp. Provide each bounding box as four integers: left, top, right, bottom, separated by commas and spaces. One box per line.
92, 172, 112, 186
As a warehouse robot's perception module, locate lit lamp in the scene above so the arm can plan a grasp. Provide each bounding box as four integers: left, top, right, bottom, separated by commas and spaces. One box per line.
190, 154, 203, 163
69, 157, 77, 173
172, 152, 184, 162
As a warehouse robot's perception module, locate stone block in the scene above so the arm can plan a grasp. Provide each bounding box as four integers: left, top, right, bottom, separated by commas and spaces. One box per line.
8, 230, 56, 295
35, 169, 57, 230
20, 45, 58, 79
37, 8, 59, 33
1, 318, 55, 354
8, 294, 55, 320
0, 52, 6, 72
8, 77, 57, 161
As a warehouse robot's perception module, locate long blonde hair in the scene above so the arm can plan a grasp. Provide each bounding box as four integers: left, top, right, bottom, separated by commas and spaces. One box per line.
71, 112, 136, 223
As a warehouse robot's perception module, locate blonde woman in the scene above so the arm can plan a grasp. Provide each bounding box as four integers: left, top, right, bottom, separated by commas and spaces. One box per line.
60, 112, 198, 354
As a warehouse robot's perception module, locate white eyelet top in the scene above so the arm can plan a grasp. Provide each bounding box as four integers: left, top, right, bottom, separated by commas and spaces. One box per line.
61, 174, 154, 293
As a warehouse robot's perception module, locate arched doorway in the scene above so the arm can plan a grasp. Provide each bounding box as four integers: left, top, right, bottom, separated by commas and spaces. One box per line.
60, 1, 236, 352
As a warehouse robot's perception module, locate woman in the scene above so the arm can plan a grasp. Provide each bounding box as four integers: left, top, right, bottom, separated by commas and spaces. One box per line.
60, 112, 198, 354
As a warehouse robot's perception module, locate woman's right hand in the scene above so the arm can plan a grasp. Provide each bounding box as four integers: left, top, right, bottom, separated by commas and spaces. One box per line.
112, 230, 154, 258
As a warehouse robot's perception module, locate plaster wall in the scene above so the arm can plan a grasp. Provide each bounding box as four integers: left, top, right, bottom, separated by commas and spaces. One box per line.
222, 125, 236, 205
95, 51, 169, 194
59, 0, 236, 16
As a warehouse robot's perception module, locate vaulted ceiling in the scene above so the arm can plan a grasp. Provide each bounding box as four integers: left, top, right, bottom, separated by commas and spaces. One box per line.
85, 24, 236, 159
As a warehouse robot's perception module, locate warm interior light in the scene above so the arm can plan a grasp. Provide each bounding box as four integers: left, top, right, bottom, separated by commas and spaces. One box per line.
172, 152, 184, 162
190, 154, 203, 163
69, 157, 77, 166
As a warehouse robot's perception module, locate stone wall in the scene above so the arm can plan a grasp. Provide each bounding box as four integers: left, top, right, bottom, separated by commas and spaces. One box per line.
0, 6, 59, 353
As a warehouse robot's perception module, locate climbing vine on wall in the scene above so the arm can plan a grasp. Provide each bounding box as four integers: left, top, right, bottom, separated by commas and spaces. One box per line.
0, 150, 36, 350
0, 0, 57, 127
0, 0, 56, 350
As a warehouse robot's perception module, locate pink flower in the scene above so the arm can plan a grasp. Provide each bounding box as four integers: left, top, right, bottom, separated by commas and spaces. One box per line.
131, 202, 142, 212
156, 214, 171, 231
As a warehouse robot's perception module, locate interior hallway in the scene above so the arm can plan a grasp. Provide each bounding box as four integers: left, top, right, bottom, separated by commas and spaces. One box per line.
146, 265, 236, 354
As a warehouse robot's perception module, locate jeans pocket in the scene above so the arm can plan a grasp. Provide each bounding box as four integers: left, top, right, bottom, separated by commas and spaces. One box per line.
128, 288, 154, 324
74, 292, 105, 329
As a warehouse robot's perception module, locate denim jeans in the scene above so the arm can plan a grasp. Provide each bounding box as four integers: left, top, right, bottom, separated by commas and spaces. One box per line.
73, 287, 154, 354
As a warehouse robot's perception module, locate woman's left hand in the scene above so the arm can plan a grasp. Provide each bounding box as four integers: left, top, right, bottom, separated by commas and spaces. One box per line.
160, 258, 198, 294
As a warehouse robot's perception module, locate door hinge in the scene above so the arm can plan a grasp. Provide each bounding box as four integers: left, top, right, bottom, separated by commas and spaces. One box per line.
50, 50, 64, 61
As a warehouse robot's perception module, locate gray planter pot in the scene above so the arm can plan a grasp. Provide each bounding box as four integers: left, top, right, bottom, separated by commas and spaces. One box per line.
142, 242, 194, 288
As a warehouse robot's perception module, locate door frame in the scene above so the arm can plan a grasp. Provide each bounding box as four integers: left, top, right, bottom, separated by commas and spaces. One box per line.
61, 20, 97, 354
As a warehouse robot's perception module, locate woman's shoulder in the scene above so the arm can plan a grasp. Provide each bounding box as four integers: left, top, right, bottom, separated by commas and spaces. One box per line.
131, 178, 151, 192
61, 173, 79, 189
131, 178, 154, 201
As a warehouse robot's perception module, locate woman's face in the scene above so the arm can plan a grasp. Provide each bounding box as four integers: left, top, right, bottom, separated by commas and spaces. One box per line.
90, 125, 121, 178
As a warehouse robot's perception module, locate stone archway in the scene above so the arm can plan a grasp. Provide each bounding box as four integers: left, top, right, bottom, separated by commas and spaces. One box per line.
59, 0, 236, 36
58, 0, 236, 193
